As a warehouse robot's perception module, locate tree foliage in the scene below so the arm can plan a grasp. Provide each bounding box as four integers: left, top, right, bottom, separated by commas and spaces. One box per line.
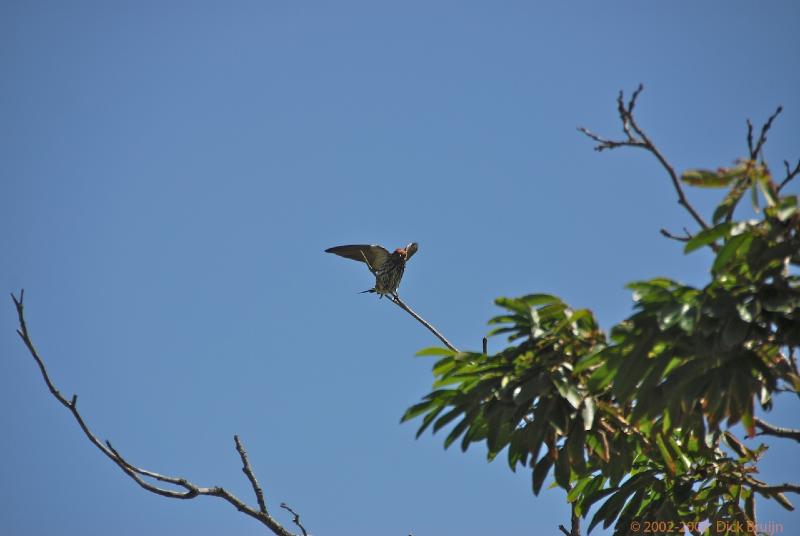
404, 97, 799, 535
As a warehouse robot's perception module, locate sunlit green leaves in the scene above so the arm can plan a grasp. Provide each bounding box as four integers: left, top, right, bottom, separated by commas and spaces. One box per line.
403, 150, 799, 534
684, 223, 731, 253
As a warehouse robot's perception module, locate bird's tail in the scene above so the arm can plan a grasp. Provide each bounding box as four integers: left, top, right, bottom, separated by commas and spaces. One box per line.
359, 288, 376, 294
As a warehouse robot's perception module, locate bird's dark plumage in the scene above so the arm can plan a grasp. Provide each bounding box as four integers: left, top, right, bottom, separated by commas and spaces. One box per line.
326, 242, 418, 297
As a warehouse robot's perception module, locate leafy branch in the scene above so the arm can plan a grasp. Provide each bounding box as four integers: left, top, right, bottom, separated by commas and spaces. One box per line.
11, 289, 306, 536
406, 89, 800, 535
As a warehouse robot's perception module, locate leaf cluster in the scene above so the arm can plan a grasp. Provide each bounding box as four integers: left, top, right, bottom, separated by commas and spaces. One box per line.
404, 155, 799, 533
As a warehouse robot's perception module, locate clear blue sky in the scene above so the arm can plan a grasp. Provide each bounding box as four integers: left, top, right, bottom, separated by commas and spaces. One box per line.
2, 2, 798, 535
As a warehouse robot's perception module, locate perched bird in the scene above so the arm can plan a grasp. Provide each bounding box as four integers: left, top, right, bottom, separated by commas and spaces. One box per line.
325, 242, 419, 298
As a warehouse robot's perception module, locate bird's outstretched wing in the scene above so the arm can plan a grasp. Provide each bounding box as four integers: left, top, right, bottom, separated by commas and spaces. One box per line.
325, 244, 390, 270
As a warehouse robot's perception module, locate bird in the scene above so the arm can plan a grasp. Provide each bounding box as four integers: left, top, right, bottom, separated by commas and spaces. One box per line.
325, 242, 419, 298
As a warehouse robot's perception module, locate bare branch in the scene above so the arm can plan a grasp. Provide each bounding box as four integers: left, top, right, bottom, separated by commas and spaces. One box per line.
235, 435, 269, 514
660, 227, 693, 243
559, 496, 581, 535
779, 159, 800, 192
578, 85, 710, 233
389, 295, 459, 352
280, 503, 309, 536
748, 480, 800, 495
747, 106, 783, 160
754, 417, 800, 442
10, 290, 300, 536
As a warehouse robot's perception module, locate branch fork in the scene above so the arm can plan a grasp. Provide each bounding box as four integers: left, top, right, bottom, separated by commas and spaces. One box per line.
11, 290, 305, 536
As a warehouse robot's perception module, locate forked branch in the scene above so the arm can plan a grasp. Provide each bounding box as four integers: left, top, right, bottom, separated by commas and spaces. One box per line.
779, 159, 800, 192
747, 106, 782, 161
10, 289, 304, 536
578, 84, 710, 233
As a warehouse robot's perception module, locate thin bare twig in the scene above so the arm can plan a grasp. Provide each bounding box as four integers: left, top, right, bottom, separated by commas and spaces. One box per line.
558, 502, 581, 536
10, 290, 300, 536
571, 503, 581, 536
280, 503, 309, 536
747, 106, 783, 160
558, 488, 581, 536
389, 295, 459, 352
235, 435, 269, 514
779, 159, 800, 192
753, 417, 800, 442
659, 227, 693, 243
578, 84, 710, 233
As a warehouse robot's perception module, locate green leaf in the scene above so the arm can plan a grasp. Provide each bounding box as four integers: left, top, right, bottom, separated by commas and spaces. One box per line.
443, 414, 473, 449
432, 357, 457, 377
520, 293, 562, 307
721, 314, 749, 349
588, 483, 639, 532
757, 176, 778, 207
681, 169, 736, 188
657, 302, 687, 330
513, 375, 548, 405
494, 297, 531, 316
767, 195, 798, 221
416, 347, 457, 357
581, 398, 596, 431
724, 431, 748, 458
575, 348, 606, 373
401, 400, 437, 422
567, 474, 593, 503
433, 406, 465, 433
567, 427, 587, 474
684, 223, 732, 253
588, 354, 622, 393
736, 299, 760, 323
750, 181, 760, 212
762, 290, 800, 313
592, 471, 656, 532
666, 435, 692, 471
712, 232, 752, 274
553, 377, 583, 409
415, 405, 445, 438
532, 455, 554, 495
487, 314, 526, 325
713, 177, 749, 224
655, 433, 677, 476
554, 447, 571, 489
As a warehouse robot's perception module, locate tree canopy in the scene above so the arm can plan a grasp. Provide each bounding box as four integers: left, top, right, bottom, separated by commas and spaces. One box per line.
404, 89, 799, 536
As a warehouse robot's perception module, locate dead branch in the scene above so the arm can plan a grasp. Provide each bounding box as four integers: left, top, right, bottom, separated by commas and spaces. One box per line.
779, 159, 800, 192
578, 84, 710, 233
747, 106, 782, 161
659, 227, 693, 243
10, 289, 304, 536
558, 501, 581, 536
754, 417, 800, 442
280, 503, 309, 536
